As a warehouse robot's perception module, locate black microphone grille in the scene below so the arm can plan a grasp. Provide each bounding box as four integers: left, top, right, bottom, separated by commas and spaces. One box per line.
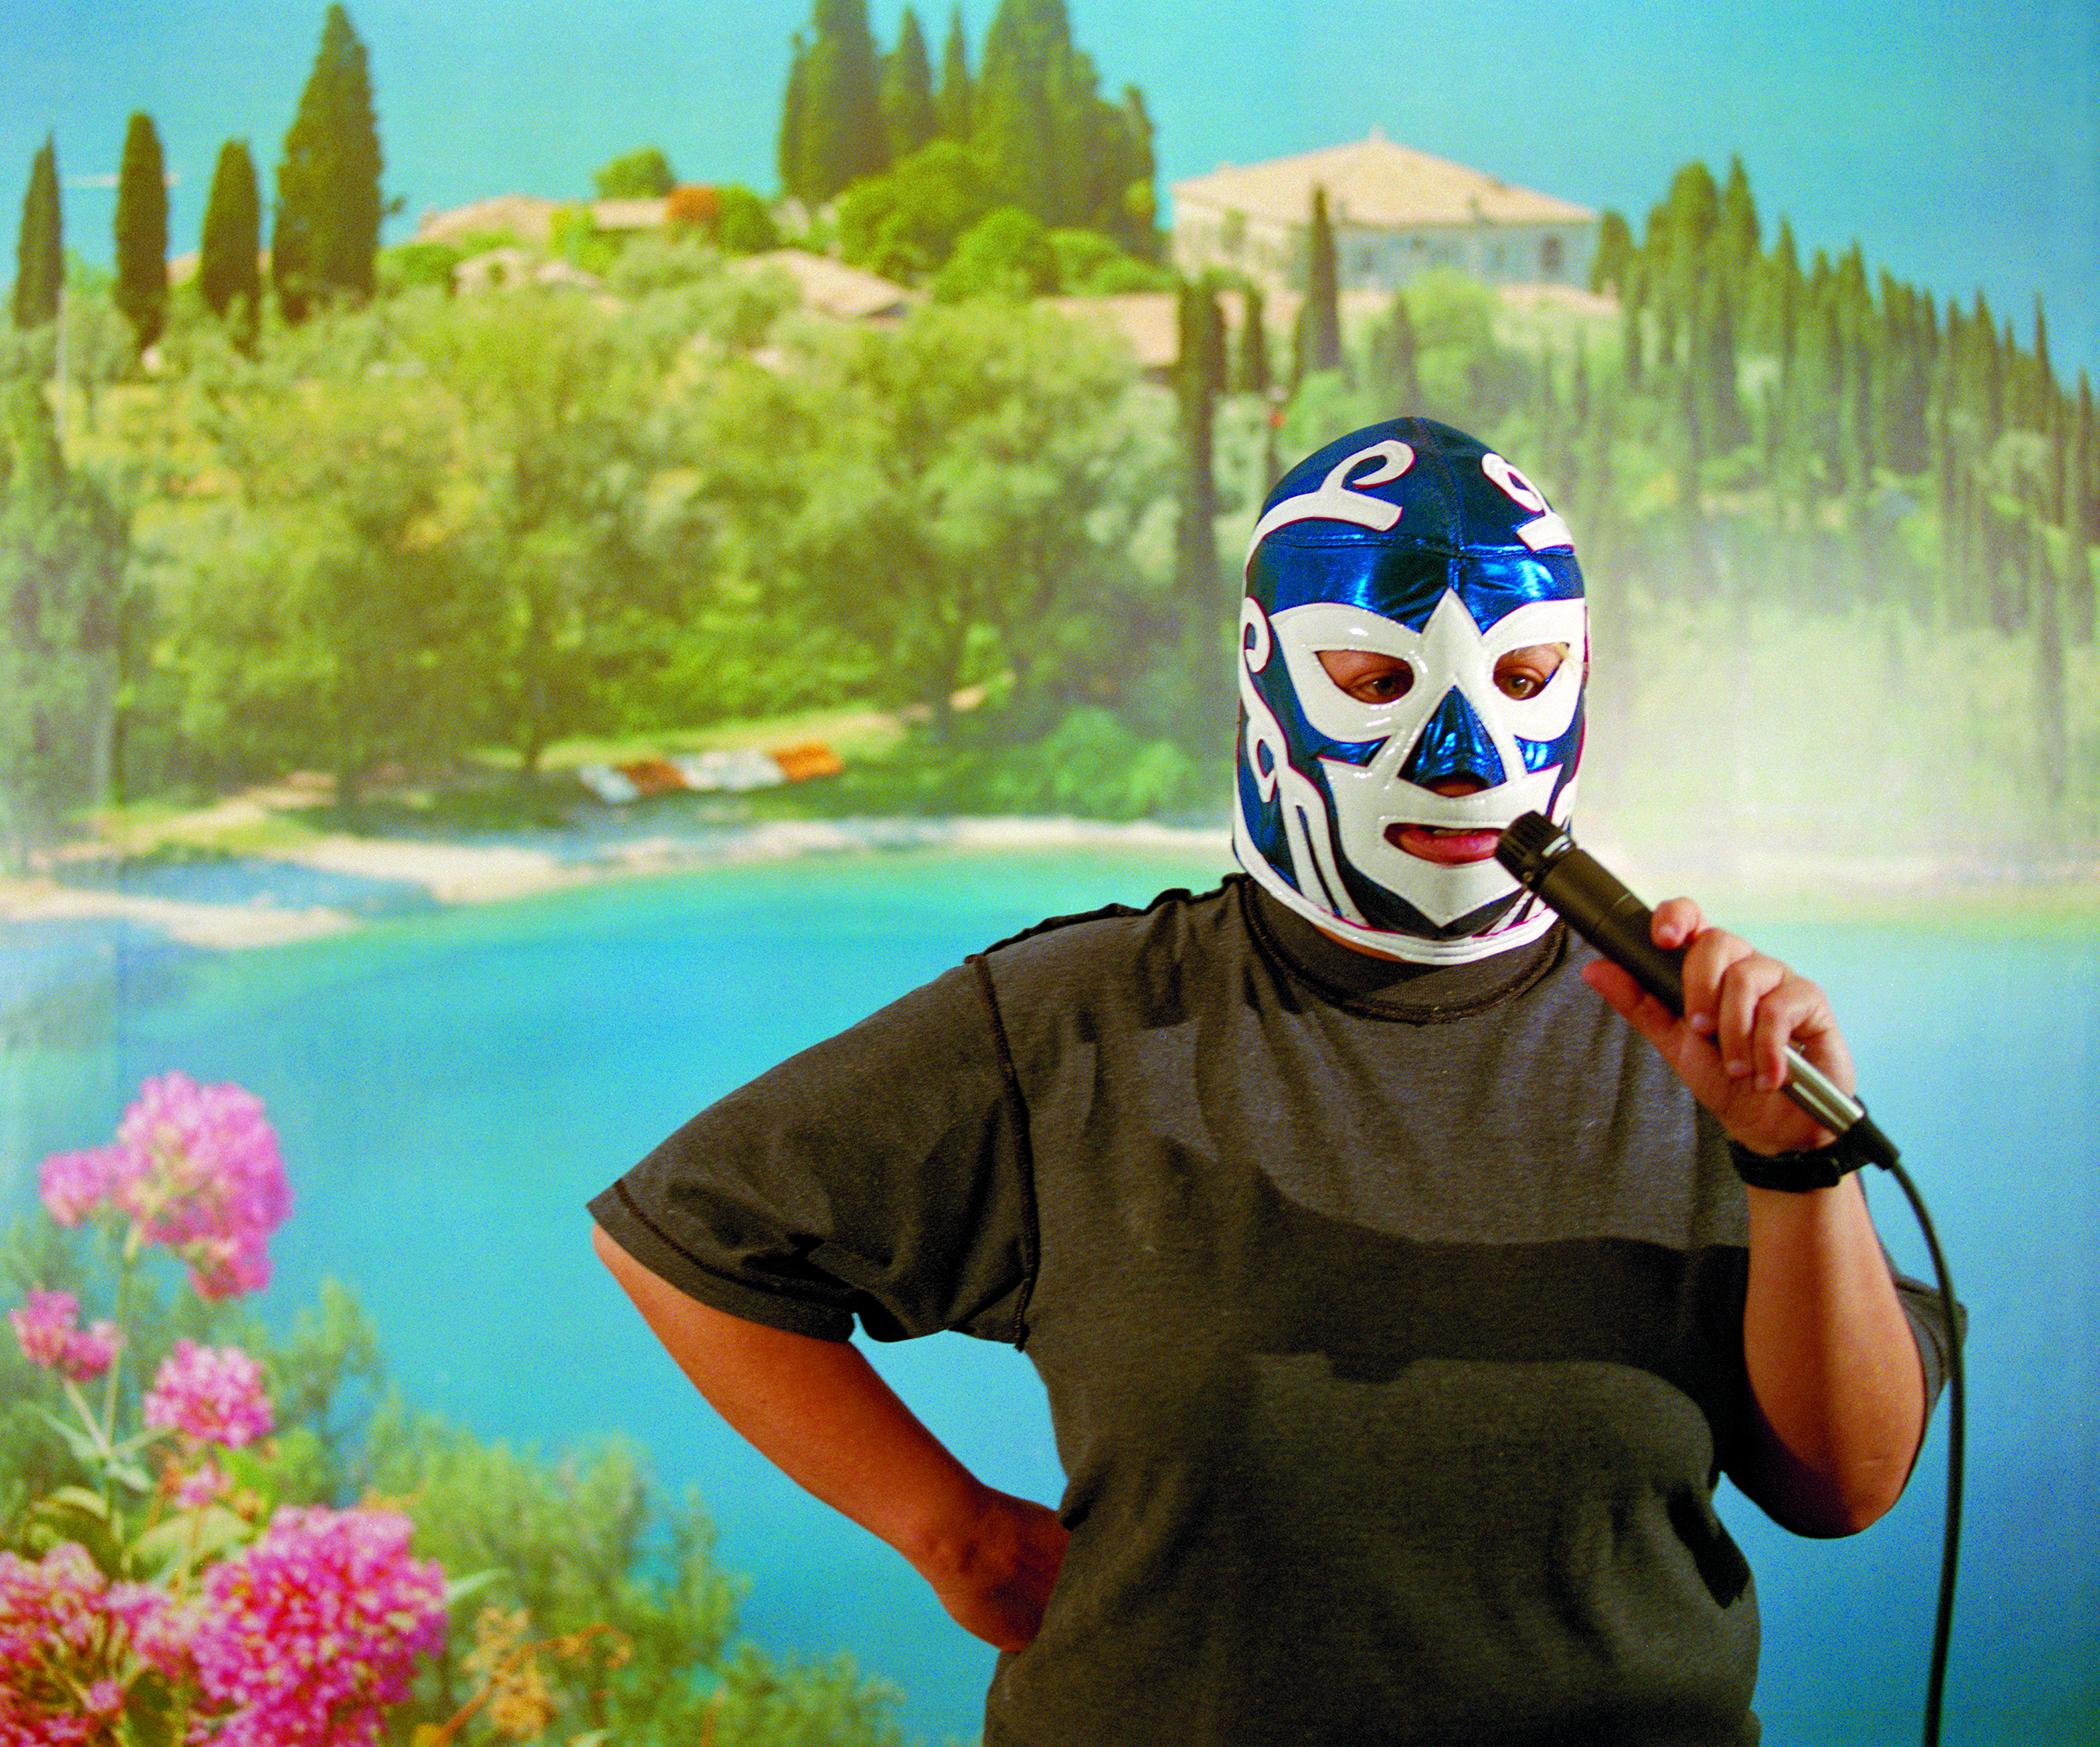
1494, 811, 1570, 886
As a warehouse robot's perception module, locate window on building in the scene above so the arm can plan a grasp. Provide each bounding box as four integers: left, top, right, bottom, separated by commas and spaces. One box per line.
1541, 235, 1564, 276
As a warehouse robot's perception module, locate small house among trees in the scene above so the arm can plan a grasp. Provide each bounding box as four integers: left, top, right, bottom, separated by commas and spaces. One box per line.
1173, 128, 1598, 295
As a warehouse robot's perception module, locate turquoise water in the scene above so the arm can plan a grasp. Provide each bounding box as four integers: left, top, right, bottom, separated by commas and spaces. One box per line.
3, 847, 2096, 1745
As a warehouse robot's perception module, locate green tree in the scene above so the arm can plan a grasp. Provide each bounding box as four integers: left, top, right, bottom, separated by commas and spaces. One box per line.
689, 299, 1149, 738
199, 139, 264, 332
778, 31, 812, 202
404, 293, 670, 776
1233, 283, 1270, 396
794, 0, 889, 203
12, 134, 62, 331
112, 113, 169, 355
1366, 287, 1421, 409
1589, 209, 1634, 297
593, 145, 676, 199
1175, 278, 1223, 611
1716, 154, 1759, 309
880, 7, 940, 163
178, 310, 470, 808
835, 138, 997, 280
1292, 184, 1342, 383
973, 0, 1065, 220
932, 204, 1057, 299
0, 382, 129, 866
272, 2, 386, 321
936, 3, 974, 138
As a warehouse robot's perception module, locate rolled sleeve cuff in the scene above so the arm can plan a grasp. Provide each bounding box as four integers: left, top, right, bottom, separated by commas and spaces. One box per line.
586, 1179, 856, 1343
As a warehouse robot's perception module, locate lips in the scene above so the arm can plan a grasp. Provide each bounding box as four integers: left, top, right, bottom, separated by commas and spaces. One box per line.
1387, 822, 1503, 864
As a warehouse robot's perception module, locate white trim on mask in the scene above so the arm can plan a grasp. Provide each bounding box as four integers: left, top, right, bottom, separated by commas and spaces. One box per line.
1235, 591, 1581, 963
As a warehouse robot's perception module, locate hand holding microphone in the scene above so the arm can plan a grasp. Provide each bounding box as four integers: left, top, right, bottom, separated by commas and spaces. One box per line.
1495, 813, 1898, 1179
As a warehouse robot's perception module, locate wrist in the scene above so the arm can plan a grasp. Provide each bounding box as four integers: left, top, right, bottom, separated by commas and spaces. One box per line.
1727, 1133, 1865, 1193
893, 1472, 998, 1583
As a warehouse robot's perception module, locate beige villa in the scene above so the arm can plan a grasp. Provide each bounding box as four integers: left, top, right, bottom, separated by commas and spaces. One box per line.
1171, 128, 1599, 294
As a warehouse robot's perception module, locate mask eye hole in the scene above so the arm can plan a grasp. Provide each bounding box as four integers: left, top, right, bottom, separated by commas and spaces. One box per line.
1493, 642, 1569, 701
1316, 649, 1414, 705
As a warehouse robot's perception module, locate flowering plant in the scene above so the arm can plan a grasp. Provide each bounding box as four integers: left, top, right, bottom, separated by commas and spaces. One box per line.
3, 1073, 463, 1747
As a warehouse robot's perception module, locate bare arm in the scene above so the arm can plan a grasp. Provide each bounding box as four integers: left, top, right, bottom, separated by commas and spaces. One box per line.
590, 1219, 1067, 1648
1582, 898, 1928, 1536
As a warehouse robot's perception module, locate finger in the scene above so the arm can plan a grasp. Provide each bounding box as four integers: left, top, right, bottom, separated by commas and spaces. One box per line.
1716, 954, 1788, 1080
1750, 975, 1826, 1091
1651, 896, 1703, 950
1582, 960, 1686, 1054
1680, 928, 1752, 1040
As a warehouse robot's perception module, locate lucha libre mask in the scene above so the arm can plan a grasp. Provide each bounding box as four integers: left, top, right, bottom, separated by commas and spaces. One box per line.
1234, 417, 1587, 964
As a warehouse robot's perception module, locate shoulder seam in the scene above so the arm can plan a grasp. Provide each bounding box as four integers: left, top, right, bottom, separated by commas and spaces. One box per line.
965, 951, 1042, 1349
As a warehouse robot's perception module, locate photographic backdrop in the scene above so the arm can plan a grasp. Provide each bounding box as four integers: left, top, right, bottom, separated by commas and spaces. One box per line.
1, 3, 2094, 1744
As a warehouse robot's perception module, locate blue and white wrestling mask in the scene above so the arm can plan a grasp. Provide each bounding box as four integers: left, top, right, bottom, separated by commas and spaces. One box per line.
1234, 417, 1587, 965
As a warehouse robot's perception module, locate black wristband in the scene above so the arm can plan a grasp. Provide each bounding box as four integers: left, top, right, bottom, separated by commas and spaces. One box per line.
1727, 1133, 1868, 1192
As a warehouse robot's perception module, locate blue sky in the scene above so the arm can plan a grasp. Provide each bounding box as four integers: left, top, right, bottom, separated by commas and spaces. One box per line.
6, 0, 2097, 375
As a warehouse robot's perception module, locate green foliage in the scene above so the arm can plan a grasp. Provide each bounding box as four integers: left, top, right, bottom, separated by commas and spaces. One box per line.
1232, 284, 1271, 397
713, 185, 783, 255
790, 0, 889, 205
595, 145, 677, 199
171, 306, 474, 805
1292, 185, 1341, 383
1046, 227, 1171, 294
936, 3, 973, 139
880, 8, 940, 163
835, 139, 998, 281
376, 237, 462, 295
198, 139, 263, 333
685, 298, 1160, 734
970, 0, 1156, 254
12, 133, 63, 331
0, 382, 129, 867
272, 2, 386, 321
1591, 208, 1634, 297
113, 113, 170, 355
932, 205, 1057, 300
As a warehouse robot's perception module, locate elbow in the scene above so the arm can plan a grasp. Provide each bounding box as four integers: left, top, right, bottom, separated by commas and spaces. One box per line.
1768, 1459, 1911, 1539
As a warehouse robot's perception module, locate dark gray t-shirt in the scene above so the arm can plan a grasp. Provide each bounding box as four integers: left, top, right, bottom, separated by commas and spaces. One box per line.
585, 874, 1955, 1747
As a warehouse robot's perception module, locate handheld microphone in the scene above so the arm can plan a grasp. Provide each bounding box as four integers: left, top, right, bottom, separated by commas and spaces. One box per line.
1493, 812, 1896, 1169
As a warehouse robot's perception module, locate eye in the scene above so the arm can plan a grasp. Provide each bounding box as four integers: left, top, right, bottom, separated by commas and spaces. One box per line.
1494, 643, 1568, 701
1317, 650, 1414, 705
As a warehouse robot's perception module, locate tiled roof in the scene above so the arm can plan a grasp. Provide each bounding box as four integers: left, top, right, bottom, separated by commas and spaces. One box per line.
1173, 130, 1593, 229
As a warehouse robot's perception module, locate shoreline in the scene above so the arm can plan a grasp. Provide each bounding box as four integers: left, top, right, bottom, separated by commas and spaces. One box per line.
3, 808, 2096, 968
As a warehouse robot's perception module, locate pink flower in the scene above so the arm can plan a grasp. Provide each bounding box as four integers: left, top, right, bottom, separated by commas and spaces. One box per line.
105, 1581, 195, 1683
111, 1073, 292, 1303
35, 1145, 143, 1227
175, 1461, 229, 1511
0, 1543, 187, 1741
142, 1341, 273, 1451
189, 1506, 448, 1747
7, 1289, 79, 1371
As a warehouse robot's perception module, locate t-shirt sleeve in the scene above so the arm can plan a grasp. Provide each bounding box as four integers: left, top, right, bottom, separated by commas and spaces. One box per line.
1891, 1253, 1964, 1421
584, 957, 1036, 1345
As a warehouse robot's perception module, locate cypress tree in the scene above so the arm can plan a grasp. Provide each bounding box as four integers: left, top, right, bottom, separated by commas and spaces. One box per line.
2031, 293, 2053, 435
1699, 270, 1748, 450
2033, 518, 2065, 797
112, 113, 169, 354
1717, 155, 1759, 308
1294, 184, 1342, 382
274, 3, 385, 321
1621, 276, 1644, 393
796, 0, 888, 203
1175, 278, 1223, 609
2062, 378, 2093, 642
1366, 287, 1420, 409
1590, 209, 1633, 296
881, 8, 940, 163
1234, 283, 1270, 397
778, 32, 812, 202
975, 0, 1067, 219
200, 140, 264, 325
936, 5, 973, 139
12, 133, 62, 331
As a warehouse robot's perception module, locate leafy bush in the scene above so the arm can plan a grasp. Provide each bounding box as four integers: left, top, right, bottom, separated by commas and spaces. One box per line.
932, 208, 1058, 303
